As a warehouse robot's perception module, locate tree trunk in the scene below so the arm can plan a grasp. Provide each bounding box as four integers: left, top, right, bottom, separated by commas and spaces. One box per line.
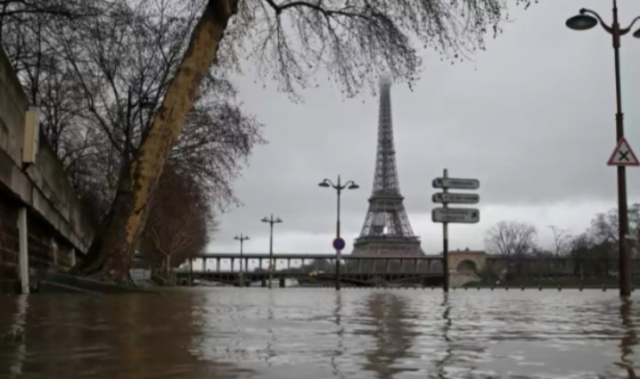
75, 0, 240, 283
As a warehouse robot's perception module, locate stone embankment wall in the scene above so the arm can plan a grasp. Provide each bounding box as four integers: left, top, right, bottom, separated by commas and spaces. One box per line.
0, 42, 95, 293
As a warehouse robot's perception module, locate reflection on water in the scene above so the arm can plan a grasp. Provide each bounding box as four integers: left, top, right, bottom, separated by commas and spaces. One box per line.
359, 292, 416, 379
1, 289, 640, 378
617, 298, 638, 378
436, 294, 452, 379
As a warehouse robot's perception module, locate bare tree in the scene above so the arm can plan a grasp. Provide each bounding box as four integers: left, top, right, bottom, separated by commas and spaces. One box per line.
140, 165, 216, 280
548, 225, 571, 257
485, 221, 537, 260
2, 0, 265, 281
0, 0, 104, 20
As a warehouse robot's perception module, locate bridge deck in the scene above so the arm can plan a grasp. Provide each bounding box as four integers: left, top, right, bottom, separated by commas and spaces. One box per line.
198, 254, 442, 260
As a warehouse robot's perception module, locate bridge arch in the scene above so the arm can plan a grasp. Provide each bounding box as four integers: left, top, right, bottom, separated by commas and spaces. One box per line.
457, 259, 477, 273
447, 249, 486, 274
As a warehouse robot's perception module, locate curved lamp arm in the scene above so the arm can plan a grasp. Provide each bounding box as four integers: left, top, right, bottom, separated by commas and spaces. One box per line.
581, 8, 614, 34
621, 15, 640, 34
323, 179, 336, 188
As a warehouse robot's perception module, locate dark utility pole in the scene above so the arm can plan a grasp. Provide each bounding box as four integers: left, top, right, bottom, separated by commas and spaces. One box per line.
261, 215, 282, 289
234, 234, 249, 287
441, 169, 449, 293
319, 176, 359, 290
566, 0, 640, 297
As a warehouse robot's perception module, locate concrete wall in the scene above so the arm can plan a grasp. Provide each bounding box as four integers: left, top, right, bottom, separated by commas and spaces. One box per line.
0, 43, 95, 292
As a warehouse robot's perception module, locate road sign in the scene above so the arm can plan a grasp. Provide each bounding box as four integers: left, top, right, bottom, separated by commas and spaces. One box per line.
332, 237, 346, 251
268, 264, 274, 272
432, 207, 480, 224
432, 178, 480, 190
432, 192, 480, 204
608, 137, 639, 166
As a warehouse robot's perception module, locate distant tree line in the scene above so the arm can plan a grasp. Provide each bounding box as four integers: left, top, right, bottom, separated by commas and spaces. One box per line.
484, 204, 640, 281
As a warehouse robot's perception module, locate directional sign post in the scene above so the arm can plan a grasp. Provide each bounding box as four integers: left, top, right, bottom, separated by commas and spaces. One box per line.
432, 193, 480, 205
432, 169, 481, 292
432, 208, 480, 223
433, 178, 480, 190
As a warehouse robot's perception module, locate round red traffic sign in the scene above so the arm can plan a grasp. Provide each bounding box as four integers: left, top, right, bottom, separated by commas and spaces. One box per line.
332, 237, 346, 251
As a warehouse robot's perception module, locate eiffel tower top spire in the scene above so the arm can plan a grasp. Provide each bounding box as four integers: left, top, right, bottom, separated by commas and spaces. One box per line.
371, 76, 401, 197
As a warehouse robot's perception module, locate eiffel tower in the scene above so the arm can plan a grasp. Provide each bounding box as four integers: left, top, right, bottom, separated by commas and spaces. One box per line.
352, 77, 424, 257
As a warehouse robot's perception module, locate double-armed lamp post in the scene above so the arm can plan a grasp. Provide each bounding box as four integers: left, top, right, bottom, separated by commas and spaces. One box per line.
566, 0, 640, 297
234, 234, 249, 287
262, 215, 282, 289
319, 175, 359, 290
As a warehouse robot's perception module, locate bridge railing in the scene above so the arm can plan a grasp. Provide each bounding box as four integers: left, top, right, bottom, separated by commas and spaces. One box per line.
175, 255, 444, 275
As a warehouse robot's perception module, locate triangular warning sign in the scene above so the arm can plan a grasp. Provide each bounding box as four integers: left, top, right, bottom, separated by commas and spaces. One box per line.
608, 137, 640, 166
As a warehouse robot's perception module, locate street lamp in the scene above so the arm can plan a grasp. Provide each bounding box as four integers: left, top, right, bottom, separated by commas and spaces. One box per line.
319, 175, 359, 290
234, 234, 249, 287
261, 215, 282, 289
566, 0, 640, 297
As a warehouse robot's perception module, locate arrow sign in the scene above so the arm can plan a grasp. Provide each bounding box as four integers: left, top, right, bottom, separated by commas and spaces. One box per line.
432, 208, 480, 224
432, 192, 480, 204
432, 178, 480, 190
608, 137, 640, 166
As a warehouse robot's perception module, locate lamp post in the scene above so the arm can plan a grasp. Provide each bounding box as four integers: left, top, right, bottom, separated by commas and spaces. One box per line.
566, 0, 640, 297
261, 215, 282, 289
319, 175, 359, 290
234, 234, 249, 287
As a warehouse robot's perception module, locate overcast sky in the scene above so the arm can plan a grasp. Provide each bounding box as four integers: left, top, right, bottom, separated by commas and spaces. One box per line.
207, 0, 640, 258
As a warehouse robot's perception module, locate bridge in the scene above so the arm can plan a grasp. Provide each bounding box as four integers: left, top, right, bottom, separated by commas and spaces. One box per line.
172, 250, 639, 288
175, 253, 453, 288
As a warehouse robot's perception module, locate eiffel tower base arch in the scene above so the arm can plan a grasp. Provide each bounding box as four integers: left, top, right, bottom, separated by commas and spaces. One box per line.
351, 237, 430, 273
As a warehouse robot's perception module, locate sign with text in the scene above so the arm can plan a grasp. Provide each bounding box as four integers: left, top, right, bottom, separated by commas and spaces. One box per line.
432, 178, 480, 190
432, 192, 480, 204
432, 207, 480, 224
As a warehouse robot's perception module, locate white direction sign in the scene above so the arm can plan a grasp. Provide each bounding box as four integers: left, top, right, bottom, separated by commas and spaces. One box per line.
432, 192, 480, 204
432, 208, 480, 224
608, 137, 640, 166
432, 177, 480, 190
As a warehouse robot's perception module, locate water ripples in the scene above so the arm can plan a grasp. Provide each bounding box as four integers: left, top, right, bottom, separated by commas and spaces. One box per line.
1, 289, 639, 378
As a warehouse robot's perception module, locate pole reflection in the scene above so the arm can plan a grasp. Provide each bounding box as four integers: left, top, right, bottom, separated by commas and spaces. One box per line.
331, 291, 346, 379
266, 292, 276, 366
359, 292, 415, 379
434, 293, 453, 379
4, 295, 28, 378
617, 297, 638, 378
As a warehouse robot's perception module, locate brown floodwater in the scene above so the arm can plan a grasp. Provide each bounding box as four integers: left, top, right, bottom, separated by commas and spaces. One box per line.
0, 288, 639, 379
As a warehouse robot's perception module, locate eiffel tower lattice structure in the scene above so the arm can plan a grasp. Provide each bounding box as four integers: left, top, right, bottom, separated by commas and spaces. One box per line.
352, 77, 425, 258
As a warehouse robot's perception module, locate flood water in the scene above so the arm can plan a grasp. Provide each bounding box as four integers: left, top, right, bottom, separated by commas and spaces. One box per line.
1, 289, 639, 379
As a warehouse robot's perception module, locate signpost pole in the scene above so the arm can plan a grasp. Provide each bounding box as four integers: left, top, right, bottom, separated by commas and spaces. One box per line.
269, 221, 274, 289
336, 178, 342, 291
442, 169, 449, 293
